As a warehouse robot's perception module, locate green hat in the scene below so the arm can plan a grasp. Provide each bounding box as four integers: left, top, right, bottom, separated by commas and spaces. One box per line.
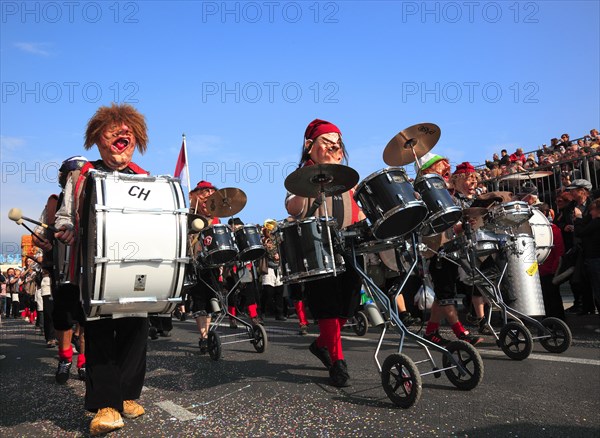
415, 152, 446, 174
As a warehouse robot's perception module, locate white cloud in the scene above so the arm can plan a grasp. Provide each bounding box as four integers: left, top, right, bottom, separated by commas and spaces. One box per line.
0, 136, 26, 152
14, 42, 52, 57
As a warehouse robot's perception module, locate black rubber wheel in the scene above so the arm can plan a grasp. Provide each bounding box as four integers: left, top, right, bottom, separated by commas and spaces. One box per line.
442, 341, 484, 391
352, 311, 369, 337
498, 321, 533, 361
381, 353, 422, 409
539, 317, 572, 354
252, 324, 268, 353
207, 331, 221, 361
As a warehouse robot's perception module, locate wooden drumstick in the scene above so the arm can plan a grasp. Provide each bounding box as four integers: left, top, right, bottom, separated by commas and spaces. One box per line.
8, 208, 58, 232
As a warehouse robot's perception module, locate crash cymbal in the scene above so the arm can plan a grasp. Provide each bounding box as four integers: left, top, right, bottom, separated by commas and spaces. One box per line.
284, 164, 359, 197
383, 123, 441, 166
205, 188, 247, 217
462, 207, 489, 220
500, 171, 553, 181
472, 191, 515, 207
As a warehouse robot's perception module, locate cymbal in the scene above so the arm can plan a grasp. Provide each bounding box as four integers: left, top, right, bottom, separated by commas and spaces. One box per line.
462, 207, 489, 220
472, 191, 514, 207
500, 171, 553, 181
383, 123, 441, 166
284, 164, 359, 197
205, 188, 247, 217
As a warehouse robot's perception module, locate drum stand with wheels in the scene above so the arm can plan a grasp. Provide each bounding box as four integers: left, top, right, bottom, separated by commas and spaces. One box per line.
439, 224, 572, 361
345, 232, 484, 409
195, 263, 268, 361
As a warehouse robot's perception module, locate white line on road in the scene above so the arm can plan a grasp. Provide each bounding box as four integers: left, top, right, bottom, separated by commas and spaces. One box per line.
155, 400, 198, 421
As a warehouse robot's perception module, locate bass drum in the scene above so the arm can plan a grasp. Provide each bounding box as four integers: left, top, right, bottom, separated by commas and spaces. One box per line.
80, 170, 188, 318
516, 208, 553, 264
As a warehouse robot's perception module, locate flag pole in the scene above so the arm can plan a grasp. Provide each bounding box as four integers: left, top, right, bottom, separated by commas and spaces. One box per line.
182, 133, 191, 190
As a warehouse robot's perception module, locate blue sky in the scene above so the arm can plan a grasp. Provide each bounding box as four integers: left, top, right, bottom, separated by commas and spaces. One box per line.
1, 0, 599, 256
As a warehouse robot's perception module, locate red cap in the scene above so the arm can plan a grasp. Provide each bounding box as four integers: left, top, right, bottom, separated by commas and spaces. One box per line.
191, 180, 216, 192
453, 162, 476, 175
304, 118, 341, 141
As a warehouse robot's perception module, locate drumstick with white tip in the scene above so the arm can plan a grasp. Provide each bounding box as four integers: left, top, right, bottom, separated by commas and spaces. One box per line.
8, 208, 59, 233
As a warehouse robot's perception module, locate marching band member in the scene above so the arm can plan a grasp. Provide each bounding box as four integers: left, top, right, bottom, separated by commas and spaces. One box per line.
258, 220, 287, 321
420, 160, 484, 346
285, 118, 365, 387
54, 103, 150, 436
187, 180, 221, 353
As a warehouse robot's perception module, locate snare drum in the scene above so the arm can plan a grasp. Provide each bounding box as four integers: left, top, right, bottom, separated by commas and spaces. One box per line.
80, 171, 188, 318
473, 229, 501, 257
487, 201, 532, 229
413, 173, 462, 236
342, 219, 401, 255
199, 224, 238, 266
277, 217, 345, 283
354, 168, 428, 239
234, 224, 266, 262
516, 208, 553, 264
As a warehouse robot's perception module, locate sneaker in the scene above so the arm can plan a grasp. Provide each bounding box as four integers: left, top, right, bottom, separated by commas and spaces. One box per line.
46, 339, 57, 348
309, 340, 333, 369
424, 330, 451, 347
90, 408, 124, 436
78, 366, 86, 381
458, 331, 484, 346
329, 359, 351, 387
149, 327, 159, 340
298, 324, 308, 336
55, 359, 72, 384
199, 338, 208, 355
122, 400, 145, 419
399, 312, 421, 327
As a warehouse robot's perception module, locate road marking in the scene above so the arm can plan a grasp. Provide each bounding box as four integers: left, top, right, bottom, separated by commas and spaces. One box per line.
155, 400, 197, 421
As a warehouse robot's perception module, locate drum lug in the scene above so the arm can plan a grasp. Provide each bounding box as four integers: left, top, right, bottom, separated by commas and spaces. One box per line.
384, 172, 393, 183
396, 193, 404, 203
365, 184, 373, 195
303, 258, 309, 270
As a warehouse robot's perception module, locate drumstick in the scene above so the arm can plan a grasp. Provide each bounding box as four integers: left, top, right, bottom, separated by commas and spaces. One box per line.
8, 208, 58, 233
194, 199, 199, 215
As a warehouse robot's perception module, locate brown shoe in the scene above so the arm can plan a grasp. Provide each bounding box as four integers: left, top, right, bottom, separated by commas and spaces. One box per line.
90, 408, 124, 436
122, 400, 145, 419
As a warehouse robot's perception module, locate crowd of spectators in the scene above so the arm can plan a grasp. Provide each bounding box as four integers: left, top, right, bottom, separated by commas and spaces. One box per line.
477, 128, 600, 185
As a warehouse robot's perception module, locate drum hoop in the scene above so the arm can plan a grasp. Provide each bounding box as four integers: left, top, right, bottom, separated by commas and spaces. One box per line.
355, 167, 408, 193
414, 173, 445, 185
372, 201, 427, 234
423, 205, 462, 225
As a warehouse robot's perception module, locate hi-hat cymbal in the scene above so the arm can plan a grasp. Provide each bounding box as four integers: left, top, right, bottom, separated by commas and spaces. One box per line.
284, 164, 359, 197
462, 207, 489, 220
383, 123, 441, 166
205, 188, 247, 217
500, 171, 553, 181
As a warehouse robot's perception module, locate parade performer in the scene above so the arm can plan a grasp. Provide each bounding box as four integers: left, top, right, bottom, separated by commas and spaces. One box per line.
285, 118, 365, 387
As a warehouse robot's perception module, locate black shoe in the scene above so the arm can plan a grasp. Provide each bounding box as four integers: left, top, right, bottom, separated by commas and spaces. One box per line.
458, 331, 484, 346
275, 315, 287, 321
565, 305, 582, 314
55, 359, 72, 384
329, 360, 350, 387
298, 324, 308, 336
424, 330, 451, 347
478, 320, 493, 335
309, 340, 332, 369
199, 338, 208, 355
78, 366, 86, 381
149, 327, 159, 340
180, 312, 187, 322
72, 334, 81, 353
399, 312, 420, 327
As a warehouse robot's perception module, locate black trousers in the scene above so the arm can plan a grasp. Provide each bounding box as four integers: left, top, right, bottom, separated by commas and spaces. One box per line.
42, 295, 56, 342
540, 274, 566, 320
84, 317, 148, 412
262, 284, 285, 317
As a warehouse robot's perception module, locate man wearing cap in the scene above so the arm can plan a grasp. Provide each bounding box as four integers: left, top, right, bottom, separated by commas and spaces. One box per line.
422, 162, 485, 345
566, 179, 597, 315
187, 180, 222, 353
286, 118, 365, 387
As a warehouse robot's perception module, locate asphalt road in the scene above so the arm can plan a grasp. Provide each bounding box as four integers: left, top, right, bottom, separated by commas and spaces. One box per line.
1, 312, 599, 437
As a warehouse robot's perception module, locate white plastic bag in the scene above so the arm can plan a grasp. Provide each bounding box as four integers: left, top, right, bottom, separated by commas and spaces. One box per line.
414, 284, 435, 310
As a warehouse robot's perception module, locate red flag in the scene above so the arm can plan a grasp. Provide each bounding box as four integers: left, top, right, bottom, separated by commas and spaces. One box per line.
174, 140, 186, 178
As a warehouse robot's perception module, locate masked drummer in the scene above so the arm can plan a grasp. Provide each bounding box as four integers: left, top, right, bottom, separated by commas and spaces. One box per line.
54, 104, 150, 436
187, 180, 223, 353
418, 159, 484, 346
285, 118, 365, 387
